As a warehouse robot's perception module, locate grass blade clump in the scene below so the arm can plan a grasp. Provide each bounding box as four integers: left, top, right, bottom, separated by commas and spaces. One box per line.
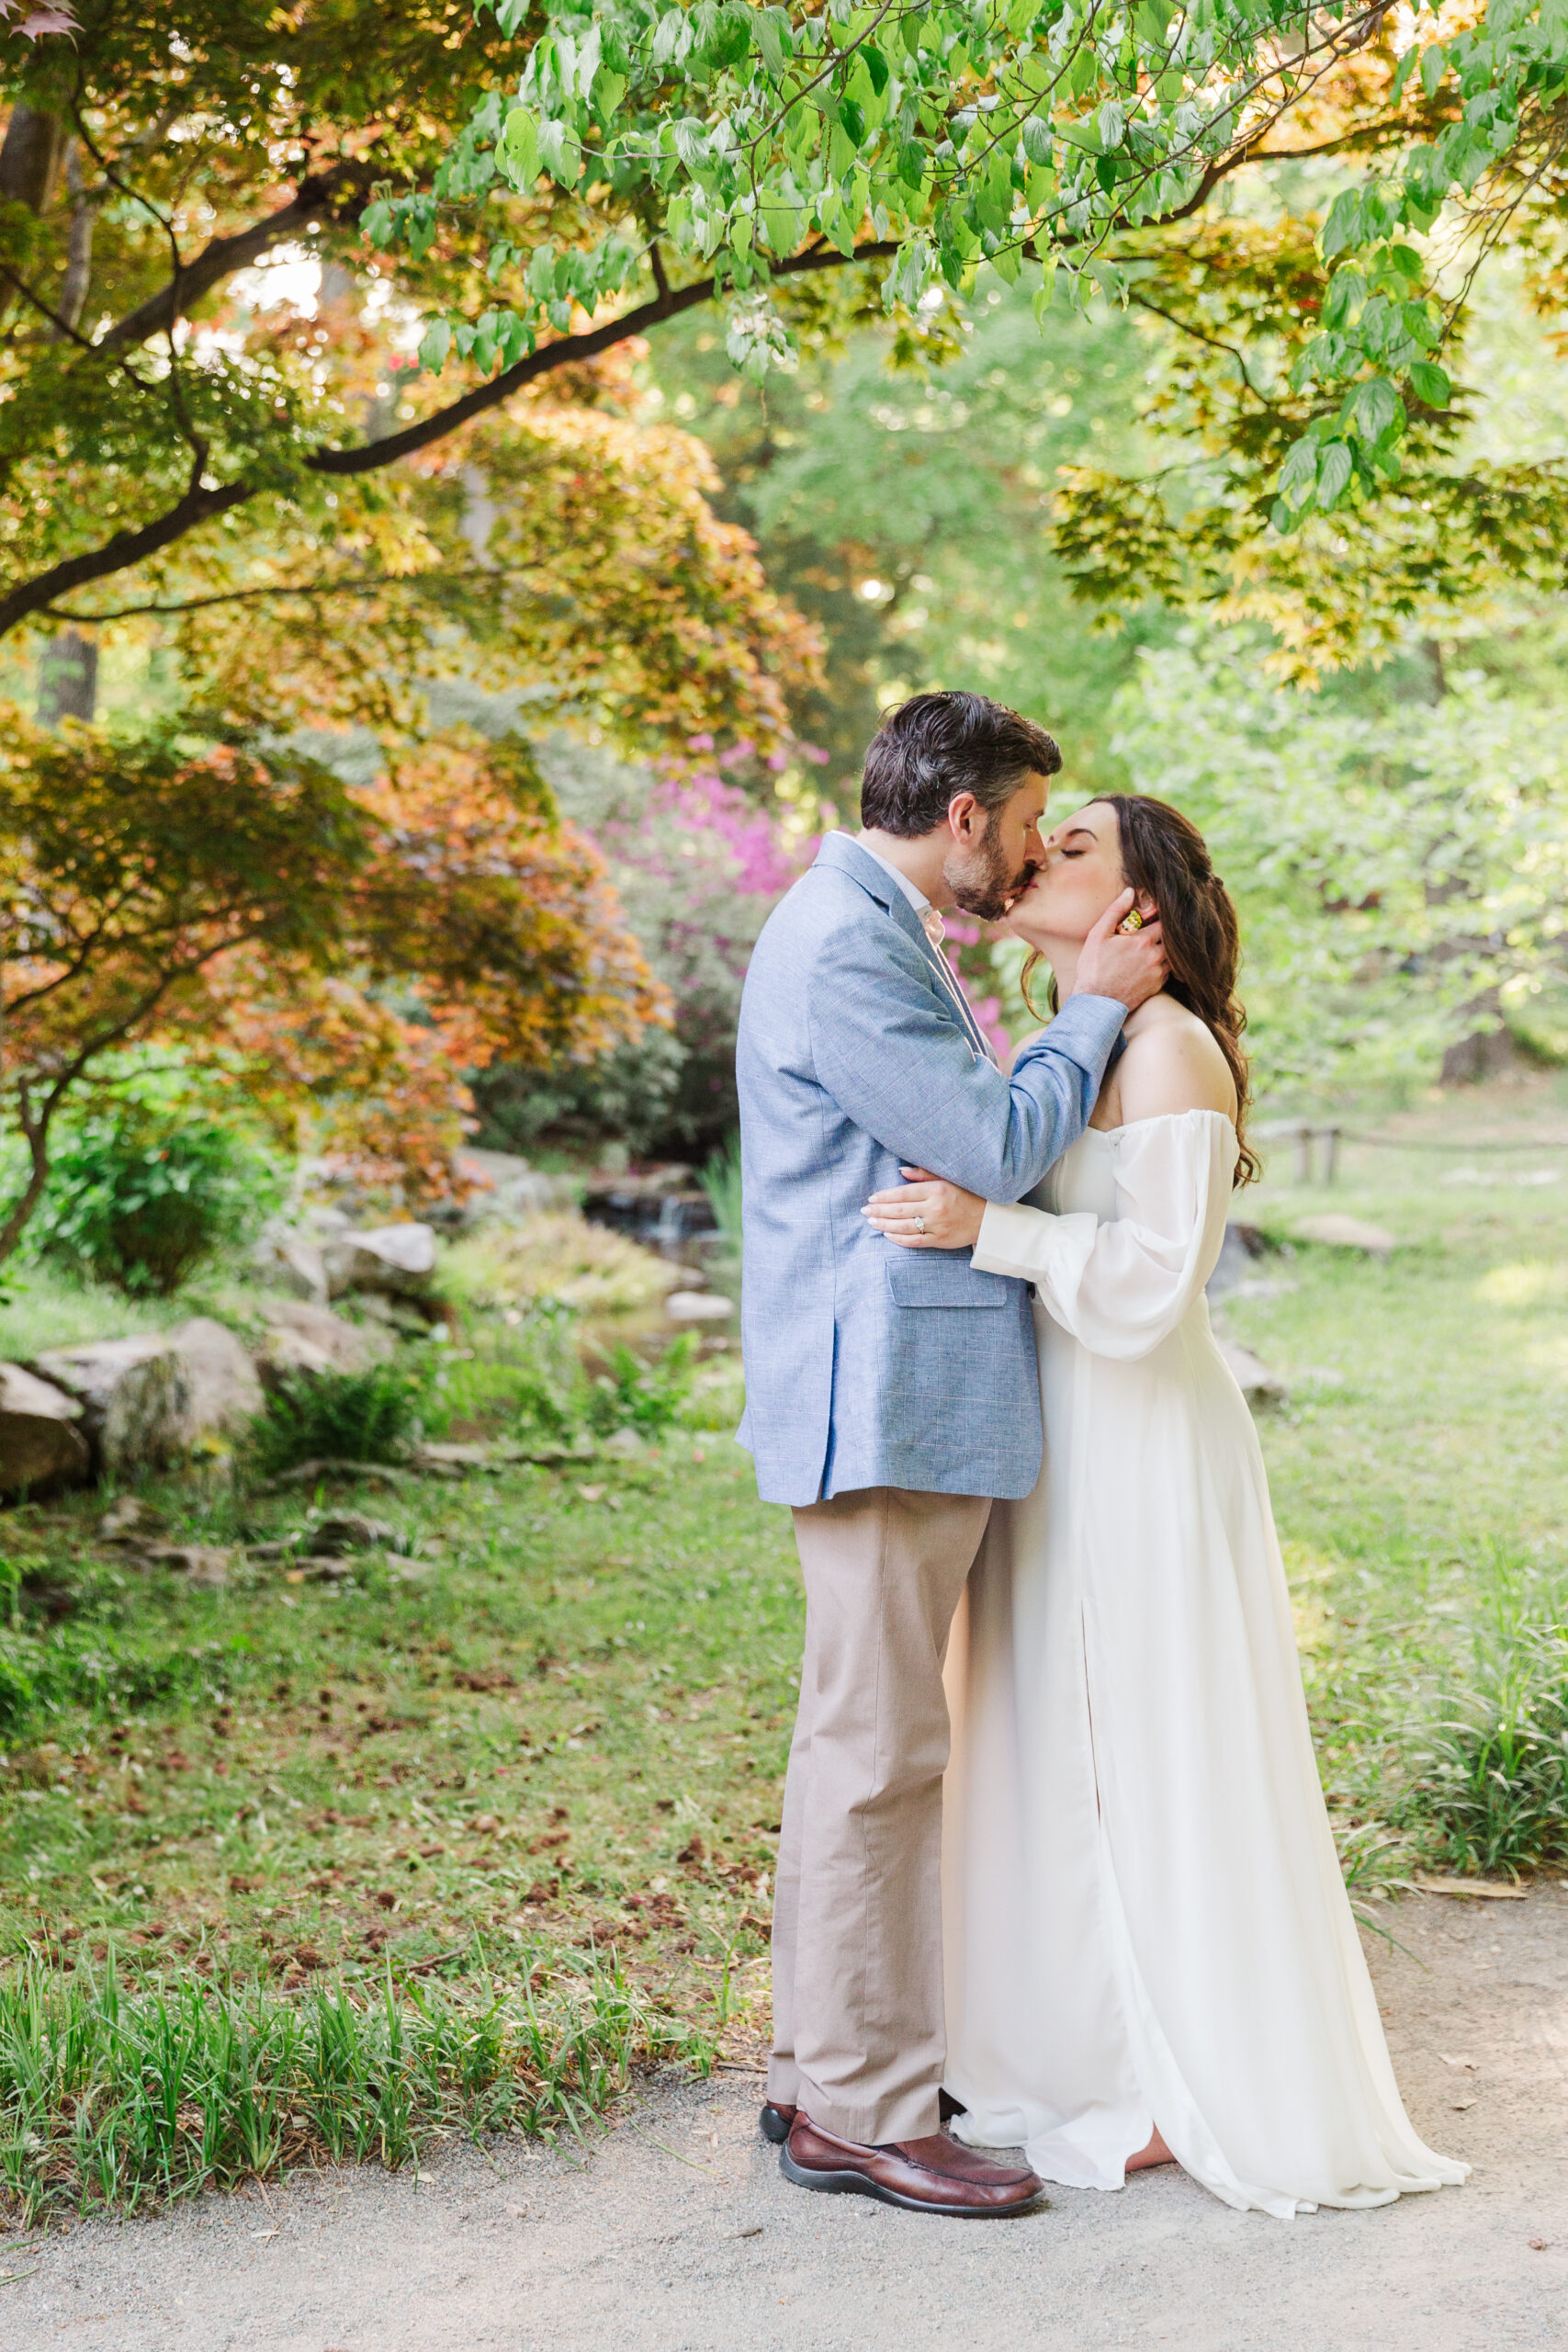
244, 1358, 434, 1476
0, 1948, 708, 2223
699, 1136, 742, 1252
1393, 1620, 1568, 1876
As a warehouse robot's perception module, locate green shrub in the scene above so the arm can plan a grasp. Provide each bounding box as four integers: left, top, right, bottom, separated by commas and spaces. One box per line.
31, 1059, 280, 1296
587, 1336, 695, 1439
245, 1358, 434, 1476
1393, 1621, 1568, 1876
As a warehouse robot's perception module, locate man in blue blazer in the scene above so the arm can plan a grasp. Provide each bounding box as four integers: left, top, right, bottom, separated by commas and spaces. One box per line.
737, 690, 1166, 2215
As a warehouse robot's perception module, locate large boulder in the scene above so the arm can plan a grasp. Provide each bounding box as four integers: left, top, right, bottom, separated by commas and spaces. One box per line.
167, 1317, 263, 1442
0, 1363, 90, 1496
251, 1224, 329, 1304
253, 1299, 396, 1388
31, 1317, 261, 1475
322, 1222, 436, 1299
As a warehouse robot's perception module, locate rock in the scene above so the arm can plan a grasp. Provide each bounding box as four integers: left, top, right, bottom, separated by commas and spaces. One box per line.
264, 1457, 410, 1489
1218, 1336, 1289, 1405
254, 1300, 395, 1388
141, 1543, 232, 1590
1293, 1214, 1397, 1255
0, 1363, 90, 1496
600, 1425, 647, 1456
33, 1333, 187, 1476
665, 1289, 733, 1321
411, 1440, 491, 1475
453, 1148, 559, 1222
282, 1556, 355, 1585
33, 1319, 259, 1476
252, 1225, 329, 1304
322, 1223, 436, 1300
1206, 1221, 1268, 1302
309, 1512, 398, 1555
255, 1328, 337, 1384
166, 1317, 263, 1440
97, 1498, 174, 1547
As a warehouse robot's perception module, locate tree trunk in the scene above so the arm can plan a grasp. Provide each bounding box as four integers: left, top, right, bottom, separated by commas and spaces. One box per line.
0, 102, 66, 214
36, 624, 97, 723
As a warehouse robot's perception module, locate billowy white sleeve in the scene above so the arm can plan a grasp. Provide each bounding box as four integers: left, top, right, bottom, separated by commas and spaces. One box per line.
970, 1108, 1238, 1361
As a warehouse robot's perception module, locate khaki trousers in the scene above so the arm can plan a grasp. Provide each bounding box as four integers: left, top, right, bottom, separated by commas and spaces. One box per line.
768, 1485, 993, 2146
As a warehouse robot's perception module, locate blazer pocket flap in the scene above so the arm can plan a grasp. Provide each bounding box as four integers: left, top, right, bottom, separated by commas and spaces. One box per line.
885, 1254, 1012, 1308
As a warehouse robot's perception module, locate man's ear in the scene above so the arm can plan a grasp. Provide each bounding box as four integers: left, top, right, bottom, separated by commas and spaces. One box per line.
947, 790, 981, 842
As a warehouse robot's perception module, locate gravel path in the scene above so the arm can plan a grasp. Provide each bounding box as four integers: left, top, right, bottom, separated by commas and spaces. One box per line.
3, 1887, 1563, 2352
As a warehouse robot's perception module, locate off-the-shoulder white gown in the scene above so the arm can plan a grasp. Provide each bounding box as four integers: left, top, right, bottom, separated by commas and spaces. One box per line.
942, 1108, 1466, 2217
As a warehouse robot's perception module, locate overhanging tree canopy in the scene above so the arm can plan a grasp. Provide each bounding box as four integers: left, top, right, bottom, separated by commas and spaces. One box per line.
0, 2, 1564, 668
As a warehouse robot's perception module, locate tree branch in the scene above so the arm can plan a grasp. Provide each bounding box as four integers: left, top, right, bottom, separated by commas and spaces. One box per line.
309, 238, 898, 478
0, 466, 249, 638
100, 159, 375, 350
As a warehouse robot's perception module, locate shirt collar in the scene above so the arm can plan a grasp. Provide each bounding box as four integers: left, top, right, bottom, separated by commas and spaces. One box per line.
855, 835, 931, 918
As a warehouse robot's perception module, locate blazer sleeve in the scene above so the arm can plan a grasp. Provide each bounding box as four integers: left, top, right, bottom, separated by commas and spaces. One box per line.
805, 921, 1125, 1204
970, 1110, 1238, 1359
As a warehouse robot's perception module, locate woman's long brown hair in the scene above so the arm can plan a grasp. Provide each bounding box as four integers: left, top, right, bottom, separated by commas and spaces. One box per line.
1022, 794, 1259, 1187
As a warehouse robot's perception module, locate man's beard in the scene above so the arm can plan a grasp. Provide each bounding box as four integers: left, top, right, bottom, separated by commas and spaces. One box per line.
944, 815, 1035, 922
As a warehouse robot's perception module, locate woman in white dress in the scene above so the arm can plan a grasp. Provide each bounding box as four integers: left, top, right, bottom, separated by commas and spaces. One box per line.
863, 794, 1465, 2219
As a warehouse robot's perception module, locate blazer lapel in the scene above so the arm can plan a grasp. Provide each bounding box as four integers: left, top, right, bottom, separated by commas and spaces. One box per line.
812, 831, 997, 1066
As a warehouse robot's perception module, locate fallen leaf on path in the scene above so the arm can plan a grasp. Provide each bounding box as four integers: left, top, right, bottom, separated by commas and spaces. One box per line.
1438, 2054, 1477, 2071
1529, 2238, 1548, 2251
1450, 2099, 1475, 2111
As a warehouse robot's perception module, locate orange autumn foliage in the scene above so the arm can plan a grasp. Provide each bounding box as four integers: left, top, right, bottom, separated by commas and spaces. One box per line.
1, 719, 665, 1257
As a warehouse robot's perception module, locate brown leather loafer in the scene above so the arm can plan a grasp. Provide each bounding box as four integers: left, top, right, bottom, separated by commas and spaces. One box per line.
781, 2113, 1043, 2217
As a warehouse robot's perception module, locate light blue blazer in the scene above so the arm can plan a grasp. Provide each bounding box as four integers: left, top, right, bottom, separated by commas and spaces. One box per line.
736, 831, 1125, 1506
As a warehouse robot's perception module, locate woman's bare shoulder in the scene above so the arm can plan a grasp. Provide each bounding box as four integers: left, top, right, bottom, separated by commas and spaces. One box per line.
1117, 997, 1235, 1121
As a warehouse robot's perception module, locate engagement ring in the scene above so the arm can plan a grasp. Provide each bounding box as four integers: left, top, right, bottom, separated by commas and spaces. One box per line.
914, 1215, 927, 1234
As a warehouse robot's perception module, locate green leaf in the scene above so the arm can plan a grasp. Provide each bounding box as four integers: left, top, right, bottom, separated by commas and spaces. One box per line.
1020, 115, 1053, 167
418, 318, 452, 374
759, 200, 801, 254
538, 119, 582, 187
1421, 44, 1446, 98
653, 9, 694, 67
1033, 254, 1057, 320
361, 199, 396, 249
1279, 435, 1320, 504
1409, 359, 1451, 410
501, 106, 539, 187
1352, 377, 1400, 442
1322, 268, 1365, 333
1316, 441, 1353, 508
1321, 188, 1361, 259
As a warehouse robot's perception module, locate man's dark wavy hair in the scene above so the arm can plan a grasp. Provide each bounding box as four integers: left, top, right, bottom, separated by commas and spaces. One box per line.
860, 690, 1062, 838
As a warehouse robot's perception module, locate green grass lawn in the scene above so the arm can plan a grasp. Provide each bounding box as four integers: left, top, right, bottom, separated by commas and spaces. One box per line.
1, 1072, 1564, 2211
